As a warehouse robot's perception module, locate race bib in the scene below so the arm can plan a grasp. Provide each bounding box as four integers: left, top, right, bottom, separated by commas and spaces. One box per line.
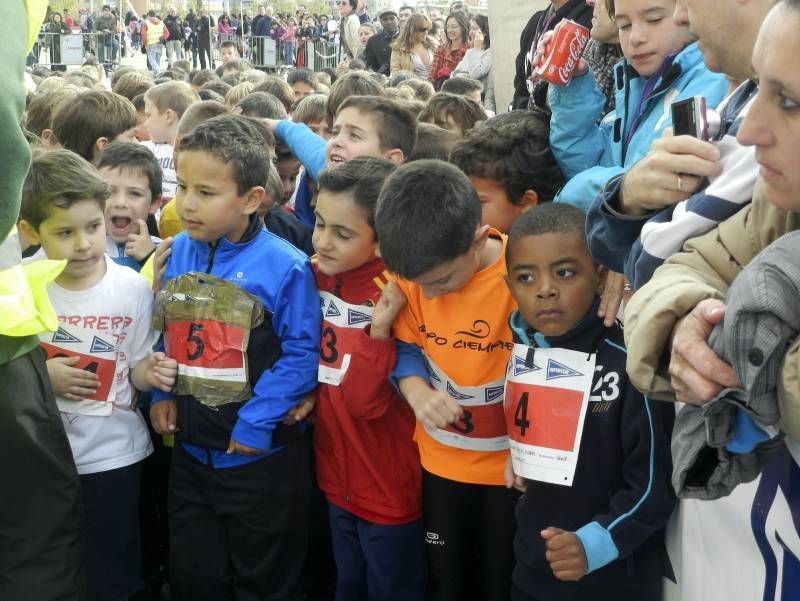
503, 344, 595, 486
317, 291, 372, 386
39, 324, 118, 416
424, 356, 508, 452
154, 272, 264, 407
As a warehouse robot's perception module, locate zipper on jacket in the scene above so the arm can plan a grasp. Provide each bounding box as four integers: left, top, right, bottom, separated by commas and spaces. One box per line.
205, 243, 218, 273
334, 274, 342, 298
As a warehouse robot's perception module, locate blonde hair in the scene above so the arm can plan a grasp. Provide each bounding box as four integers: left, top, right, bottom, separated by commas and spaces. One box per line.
225, 82, 256, 108
393, 14, 435, 53
144, 81, 199, 118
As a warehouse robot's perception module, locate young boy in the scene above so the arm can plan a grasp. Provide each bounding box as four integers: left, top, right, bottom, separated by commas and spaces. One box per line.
418, 92, 487, 138
450, 111, 564, 233
440, 77, 483, 106
219, 40, 239, 64
287, 68, 319, 101
376, 159, 520, 601
503, 203, 673, 601
18, 149, 177, 601
268, 94, 417, 231
96, 142, 162, 271
149, 114, 321, 601
275, 142, 301, 205
142, 81, 199, 201
292, 93, 329, 138
311, 157, 425, 600
51, 90, 138, 161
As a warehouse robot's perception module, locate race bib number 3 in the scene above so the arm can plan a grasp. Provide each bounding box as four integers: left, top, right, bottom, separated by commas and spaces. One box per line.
39, 324, 118, 416
503, 344, 594, 486
165, 319, 247, 383
424, 355, 509, 452
318, 291, 372, 386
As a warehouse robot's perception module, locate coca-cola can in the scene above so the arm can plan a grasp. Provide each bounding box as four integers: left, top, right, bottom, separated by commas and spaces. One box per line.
534, 19, 590, 86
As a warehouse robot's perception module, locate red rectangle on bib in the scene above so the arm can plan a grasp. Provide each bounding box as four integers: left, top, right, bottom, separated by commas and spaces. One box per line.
40, 343, 117, 402
442, 402, 508, 440
504, 381, 584, 451
165, 319, 246, 369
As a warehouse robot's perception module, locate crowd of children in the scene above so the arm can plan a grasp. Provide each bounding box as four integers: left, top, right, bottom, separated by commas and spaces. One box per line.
7, 0, 800, 600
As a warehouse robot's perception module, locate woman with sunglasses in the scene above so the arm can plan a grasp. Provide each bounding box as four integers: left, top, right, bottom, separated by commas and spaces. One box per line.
390, 13, 438, 77
337, 0, 362, 60
429, 11, 469, 90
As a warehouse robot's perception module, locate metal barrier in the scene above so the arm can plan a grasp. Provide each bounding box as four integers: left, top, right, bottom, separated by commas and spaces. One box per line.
302, 40, 341, 72
33, 32, 123, 69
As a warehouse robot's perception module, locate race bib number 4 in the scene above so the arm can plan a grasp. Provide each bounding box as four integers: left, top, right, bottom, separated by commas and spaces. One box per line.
424, 355, 509, 452
39, 324, 118, 416
503, 344, 594, 486
318, 291, 373, 386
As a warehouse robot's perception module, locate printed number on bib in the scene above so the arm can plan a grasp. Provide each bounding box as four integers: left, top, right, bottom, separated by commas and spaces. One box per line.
424, 355, 509, 452
39, 324, 118, 416
503, 344, 594, 486
165, 319, 247, 383
318, 291, 372, 386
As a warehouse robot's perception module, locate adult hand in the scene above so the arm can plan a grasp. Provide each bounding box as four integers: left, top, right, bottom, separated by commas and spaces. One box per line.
619, 129, 722, 215
597, 269, 629, 328
370, 281, 407, 339
125, 218, 156, 261
542, 528, 588, 581
668, 298, 740, 404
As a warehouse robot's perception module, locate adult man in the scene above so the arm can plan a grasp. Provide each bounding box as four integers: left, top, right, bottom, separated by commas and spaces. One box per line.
163, 7, 184, 66
364, 9, 399, 73
621, 0, 777, 404
511, 0, 592, 110
398, 5, 414, 29
587, 0, 770, 291
195, 8, 214, 69
93, 4, 119, 66
252, 5, 267, 33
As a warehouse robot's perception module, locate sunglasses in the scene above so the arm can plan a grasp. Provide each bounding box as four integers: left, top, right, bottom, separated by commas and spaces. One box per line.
336, 1, 348, 5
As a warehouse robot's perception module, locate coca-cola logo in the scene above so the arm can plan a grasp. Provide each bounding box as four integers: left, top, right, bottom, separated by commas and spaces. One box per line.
557, 31, 588, 82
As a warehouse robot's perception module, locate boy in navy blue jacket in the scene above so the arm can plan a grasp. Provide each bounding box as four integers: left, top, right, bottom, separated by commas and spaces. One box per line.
503, 203, 674, 601
150, 115, 321, 601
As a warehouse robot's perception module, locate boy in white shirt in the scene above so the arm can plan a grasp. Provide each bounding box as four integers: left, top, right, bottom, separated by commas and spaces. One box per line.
18, 149, 177, 601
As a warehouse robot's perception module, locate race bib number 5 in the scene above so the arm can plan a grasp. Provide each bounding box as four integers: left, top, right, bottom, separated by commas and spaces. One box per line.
165, 319, 247, 383
503, 344, 594, 486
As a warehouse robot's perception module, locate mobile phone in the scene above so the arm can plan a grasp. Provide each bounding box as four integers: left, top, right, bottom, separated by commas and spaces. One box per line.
671, 96, 710, 140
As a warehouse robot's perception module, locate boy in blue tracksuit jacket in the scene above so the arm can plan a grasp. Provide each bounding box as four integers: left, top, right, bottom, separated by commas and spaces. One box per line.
546, 0, 728, 212
150, 115, 321, 601
504, 204, 674, 601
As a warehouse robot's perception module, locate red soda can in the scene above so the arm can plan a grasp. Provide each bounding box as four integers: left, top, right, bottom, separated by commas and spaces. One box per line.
534, 19, 590, 86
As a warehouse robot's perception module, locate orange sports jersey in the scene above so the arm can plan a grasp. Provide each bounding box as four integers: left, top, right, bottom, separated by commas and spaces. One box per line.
392, 231, 515, 485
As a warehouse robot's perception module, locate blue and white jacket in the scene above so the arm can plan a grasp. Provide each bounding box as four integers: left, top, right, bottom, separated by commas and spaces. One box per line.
276, 120, 327, 231
587, 80, 758, 288
151, 215, 321, 468
550, 42, 728, 211
510, 302, 675, 600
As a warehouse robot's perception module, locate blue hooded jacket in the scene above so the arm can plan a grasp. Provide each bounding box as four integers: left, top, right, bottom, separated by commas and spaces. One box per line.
550, 42, 727, 211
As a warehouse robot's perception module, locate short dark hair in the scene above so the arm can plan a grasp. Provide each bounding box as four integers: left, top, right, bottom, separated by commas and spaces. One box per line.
419, 93, 486, 135
336, 96, 418, 160
408, 123, 460, 162
200, 79, 233, 98
190, 69, 219, 88
317, 157, 395, 230
375, 160, 480, 279
178, 115, 270, 194
506, 203, 588, 266
236, 92, 288, 119
440, 77, 482, 96
197, 89, 225, 103
96, 142, 163, 202
326, 70, 385, 127
450, 111, 564, 205
52, 91, 137, 161
21, 149, 110, 230
287, 68, 318, 88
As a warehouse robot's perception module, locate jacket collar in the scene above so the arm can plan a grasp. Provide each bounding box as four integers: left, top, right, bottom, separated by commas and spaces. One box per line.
314, 256, 386, 301
614, 41, 705, 97
188, 214, 263, 267
508, 298, 607, 354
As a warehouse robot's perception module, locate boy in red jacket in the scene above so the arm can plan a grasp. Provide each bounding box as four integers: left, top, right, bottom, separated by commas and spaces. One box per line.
311, 157, 425, 600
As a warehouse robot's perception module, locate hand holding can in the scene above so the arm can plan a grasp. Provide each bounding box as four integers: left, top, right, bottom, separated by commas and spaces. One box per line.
534, 20, 590, 86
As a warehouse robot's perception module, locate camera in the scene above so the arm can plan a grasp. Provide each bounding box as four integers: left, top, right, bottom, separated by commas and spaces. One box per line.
670, 96, 721, 141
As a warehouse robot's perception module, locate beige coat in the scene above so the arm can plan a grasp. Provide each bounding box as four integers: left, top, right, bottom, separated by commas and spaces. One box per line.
624, 182, 800, 437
